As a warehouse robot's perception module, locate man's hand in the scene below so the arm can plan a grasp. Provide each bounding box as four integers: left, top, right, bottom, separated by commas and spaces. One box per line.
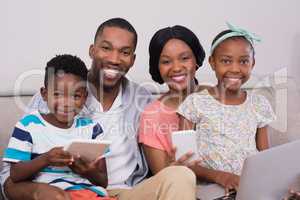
44, 147, 74, 167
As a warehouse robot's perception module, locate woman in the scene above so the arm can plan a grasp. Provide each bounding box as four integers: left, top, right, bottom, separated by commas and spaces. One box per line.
138, 25, 207, 174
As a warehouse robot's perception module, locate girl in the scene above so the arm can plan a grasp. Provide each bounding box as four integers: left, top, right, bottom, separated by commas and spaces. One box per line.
178, 23, 276, 193
138, 25, 207, 174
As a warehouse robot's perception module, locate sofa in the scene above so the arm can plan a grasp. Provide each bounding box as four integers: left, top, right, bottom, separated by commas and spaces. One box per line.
0, 86, 291, 199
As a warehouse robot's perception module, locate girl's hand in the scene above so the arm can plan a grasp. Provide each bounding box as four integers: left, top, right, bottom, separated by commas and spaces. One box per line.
215, 171, 240, 195
44, 147, 74, 167
284, 189, 300, 200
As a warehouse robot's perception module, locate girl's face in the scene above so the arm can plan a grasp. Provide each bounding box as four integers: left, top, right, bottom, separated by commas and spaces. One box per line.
41, 73, 87, 128
209, 38, 255, 92
159, 39, 197, 92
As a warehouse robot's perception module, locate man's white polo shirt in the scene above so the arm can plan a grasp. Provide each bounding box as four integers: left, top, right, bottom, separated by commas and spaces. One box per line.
82, 85, 137, 189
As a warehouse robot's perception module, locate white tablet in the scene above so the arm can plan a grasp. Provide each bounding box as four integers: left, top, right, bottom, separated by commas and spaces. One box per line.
171, 130, 198, 161
63, 139, 111, 161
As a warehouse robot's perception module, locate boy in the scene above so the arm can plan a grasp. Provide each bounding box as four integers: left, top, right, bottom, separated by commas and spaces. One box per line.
2, 54, 113, 200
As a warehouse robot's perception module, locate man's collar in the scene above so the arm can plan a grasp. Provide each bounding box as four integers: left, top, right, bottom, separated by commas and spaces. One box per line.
86, 81, 123, 113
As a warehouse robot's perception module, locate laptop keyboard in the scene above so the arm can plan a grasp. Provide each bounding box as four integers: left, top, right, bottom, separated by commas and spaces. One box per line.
213, 190, 237, 200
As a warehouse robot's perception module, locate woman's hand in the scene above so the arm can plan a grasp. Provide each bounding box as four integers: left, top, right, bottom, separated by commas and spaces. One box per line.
169, 147, 201, 168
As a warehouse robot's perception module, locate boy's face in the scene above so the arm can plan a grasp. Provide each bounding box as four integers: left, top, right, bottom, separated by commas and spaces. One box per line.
89, 26, 136, 90
41, 73, 87, 127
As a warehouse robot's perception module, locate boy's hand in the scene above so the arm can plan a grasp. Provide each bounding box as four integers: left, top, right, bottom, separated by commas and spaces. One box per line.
44, 147, 74, 167
215, 171, 240, 195
69, 155, 105, 177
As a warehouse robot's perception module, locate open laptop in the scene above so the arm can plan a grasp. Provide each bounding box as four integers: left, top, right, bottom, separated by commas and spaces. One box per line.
196, 139, 300, 200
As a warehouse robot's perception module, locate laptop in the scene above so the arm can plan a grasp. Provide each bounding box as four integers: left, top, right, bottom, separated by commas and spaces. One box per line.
196, 139, 300, 200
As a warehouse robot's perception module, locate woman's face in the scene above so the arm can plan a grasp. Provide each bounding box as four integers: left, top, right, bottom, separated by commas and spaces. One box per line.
159, 39, 197, 92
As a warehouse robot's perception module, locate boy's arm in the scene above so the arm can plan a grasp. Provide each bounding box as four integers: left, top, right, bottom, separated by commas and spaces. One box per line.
10, 154, 49, 182
10, 147, 74, 182
256, 126, 269, 151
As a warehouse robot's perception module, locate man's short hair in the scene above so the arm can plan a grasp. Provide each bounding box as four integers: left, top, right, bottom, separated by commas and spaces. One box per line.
93, 17, 138, 50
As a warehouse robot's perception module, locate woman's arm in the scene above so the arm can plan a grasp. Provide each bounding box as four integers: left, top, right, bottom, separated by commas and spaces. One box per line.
178, 115, 195, 130
256, 126, 269, 151
142, 144, 170, 175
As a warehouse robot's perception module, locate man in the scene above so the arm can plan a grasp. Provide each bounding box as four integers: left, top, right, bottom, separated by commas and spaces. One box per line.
1, 18, 196, 200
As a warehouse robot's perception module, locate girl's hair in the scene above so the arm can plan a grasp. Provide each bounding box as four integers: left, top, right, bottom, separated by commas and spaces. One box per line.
149, 25, 205, 84
211, 29, 255, 56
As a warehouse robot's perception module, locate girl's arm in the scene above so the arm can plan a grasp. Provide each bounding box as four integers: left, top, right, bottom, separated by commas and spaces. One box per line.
178, 115, 195, 130
142, 145, 170, 175
189, 164, 240, 191
256, 126, 269, 151
10, 147, 73, 182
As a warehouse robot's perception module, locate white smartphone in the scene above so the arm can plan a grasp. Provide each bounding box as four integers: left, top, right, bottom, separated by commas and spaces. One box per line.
171, 130, 198, 161
63, 139, 112, 161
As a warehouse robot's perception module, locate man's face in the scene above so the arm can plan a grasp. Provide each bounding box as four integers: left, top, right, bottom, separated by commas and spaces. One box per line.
89, 26, 136, 90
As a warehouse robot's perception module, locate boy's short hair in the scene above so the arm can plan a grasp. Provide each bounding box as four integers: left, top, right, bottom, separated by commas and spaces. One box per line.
148, 25, 205, 84
44, 54, 88, 87
93, 17, 138, 50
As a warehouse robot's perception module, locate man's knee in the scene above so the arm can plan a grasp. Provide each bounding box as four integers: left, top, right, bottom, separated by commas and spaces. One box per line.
158, 166, 196, 186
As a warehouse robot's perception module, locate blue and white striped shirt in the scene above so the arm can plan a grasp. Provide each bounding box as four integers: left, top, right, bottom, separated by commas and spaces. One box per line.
3, 111, 107, 196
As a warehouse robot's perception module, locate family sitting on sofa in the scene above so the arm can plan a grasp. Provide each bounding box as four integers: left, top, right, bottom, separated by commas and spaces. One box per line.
1, 17, 297, 200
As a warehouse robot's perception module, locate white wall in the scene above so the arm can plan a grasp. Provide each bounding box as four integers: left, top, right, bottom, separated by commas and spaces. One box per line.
1, 0, 299, 94
1, 0, 299, 139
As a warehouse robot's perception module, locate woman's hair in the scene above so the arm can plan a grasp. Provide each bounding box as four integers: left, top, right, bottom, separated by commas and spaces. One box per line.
149, 25, 205, 84
211, 29, 255, 56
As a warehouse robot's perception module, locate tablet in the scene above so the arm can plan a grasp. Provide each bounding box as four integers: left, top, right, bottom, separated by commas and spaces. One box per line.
63, 139, 111, 161
171, 130, 198, 161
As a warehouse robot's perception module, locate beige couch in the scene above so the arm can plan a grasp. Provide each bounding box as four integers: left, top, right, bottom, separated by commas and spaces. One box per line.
0, 88, 290, 199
